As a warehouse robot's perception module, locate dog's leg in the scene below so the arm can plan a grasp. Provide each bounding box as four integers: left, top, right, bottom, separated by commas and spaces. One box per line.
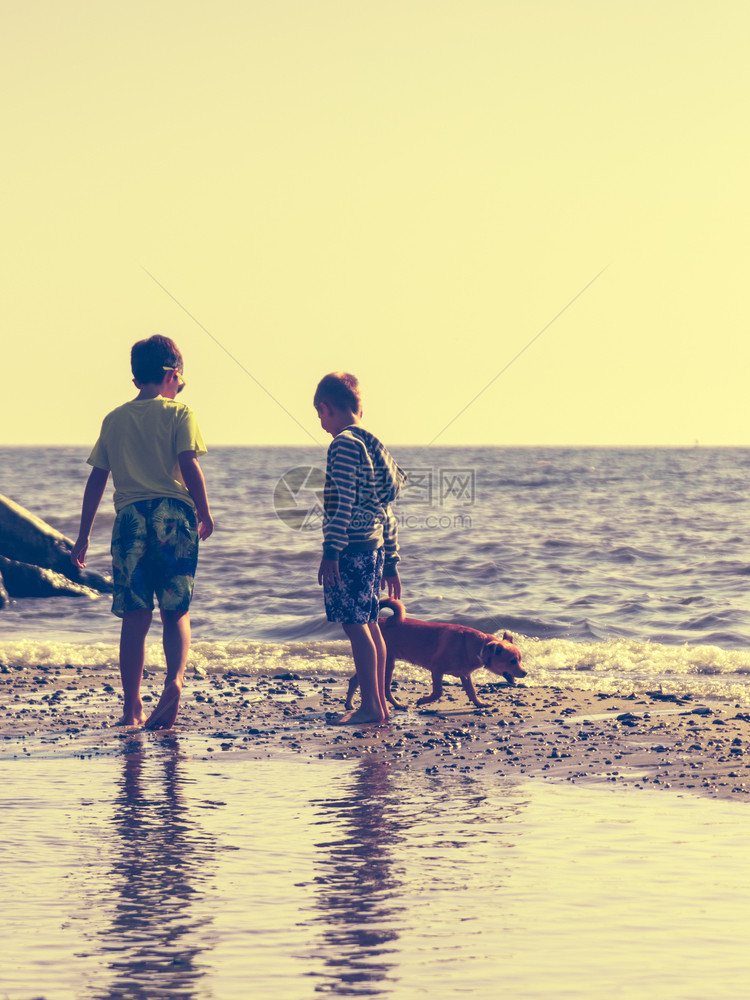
461, 675, 490, 709
416, 671, 444, 706
384, 652, 407, 710
345, 674, 359, 710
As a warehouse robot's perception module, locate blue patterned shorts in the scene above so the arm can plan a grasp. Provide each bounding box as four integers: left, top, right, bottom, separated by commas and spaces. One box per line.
324, 548, 385, 624
111, 498, 199, 618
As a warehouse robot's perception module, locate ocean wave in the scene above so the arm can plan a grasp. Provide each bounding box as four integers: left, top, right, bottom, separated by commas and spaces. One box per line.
522, 635, 750, 704
606, 546, 665, 564
3, 635, 750, 705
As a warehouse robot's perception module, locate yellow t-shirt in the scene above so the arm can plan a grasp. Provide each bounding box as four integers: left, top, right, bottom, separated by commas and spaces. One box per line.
88, 397, 207, 512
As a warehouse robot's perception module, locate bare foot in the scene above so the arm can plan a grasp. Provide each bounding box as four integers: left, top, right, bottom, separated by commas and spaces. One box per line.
115, 701, 147, 727
145, 680, 182, 730
331, 707, 388, 726
114, 711, 147, 727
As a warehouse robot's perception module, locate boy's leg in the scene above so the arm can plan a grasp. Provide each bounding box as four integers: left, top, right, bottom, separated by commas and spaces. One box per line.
118, 609, 152, 726
145, 499, 199, 730
368, 621, 388, 717
145, 609, 190, 730
335, 623, 388, 725
324, 549, 387, 725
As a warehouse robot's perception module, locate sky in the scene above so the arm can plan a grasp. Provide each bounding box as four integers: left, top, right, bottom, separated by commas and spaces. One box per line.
2, 0, 749, 447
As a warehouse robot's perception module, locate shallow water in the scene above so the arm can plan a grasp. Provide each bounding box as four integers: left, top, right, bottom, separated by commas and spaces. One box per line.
2, 745, 748, 999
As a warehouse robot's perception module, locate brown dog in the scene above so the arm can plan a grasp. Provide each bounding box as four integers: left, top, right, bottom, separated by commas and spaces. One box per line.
345, 597, 526, 710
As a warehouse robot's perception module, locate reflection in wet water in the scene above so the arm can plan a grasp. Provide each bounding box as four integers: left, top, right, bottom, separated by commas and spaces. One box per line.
94, 734, 218, 1000
309, 760, 405, 995
305, 760, 524, 996
2, 752, 749, 999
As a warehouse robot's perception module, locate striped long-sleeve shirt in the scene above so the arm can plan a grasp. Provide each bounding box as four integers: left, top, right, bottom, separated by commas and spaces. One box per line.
322, 425, 405, 574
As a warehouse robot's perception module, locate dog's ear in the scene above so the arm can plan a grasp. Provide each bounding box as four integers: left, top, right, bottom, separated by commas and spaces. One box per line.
502, 630, 514, 643
481, 640, 501, 662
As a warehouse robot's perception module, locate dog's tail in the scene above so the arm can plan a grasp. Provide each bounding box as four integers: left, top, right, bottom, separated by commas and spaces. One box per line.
378, 597, 406, 622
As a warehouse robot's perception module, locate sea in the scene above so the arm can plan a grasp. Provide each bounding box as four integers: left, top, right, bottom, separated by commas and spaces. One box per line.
3, 446, 750, 1000
2, 445, 750, 705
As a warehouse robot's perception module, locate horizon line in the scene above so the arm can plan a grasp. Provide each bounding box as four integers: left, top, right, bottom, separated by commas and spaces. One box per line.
0, 441, 744, 450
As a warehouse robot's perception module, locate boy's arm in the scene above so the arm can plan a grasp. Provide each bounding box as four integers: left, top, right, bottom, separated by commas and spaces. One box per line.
318, 439, 356, 588
71, 466, 110, 568
381, 505, 401, 598
178, 451, 214, 540
321, 438, 357, 560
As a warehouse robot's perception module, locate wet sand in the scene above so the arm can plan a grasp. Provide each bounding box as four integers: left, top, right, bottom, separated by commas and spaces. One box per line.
2, 663, 750, 800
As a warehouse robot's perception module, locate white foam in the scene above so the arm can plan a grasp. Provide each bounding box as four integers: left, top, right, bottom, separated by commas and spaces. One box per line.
0, 637, 355, 678
2, 635, 749, 705
188, 639, 353, 677
0, 639, 120, 671
522, 635, 750, 704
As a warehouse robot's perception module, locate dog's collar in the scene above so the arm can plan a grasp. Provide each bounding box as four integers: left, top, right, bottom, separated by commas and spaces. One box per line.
480, 640, 495, 667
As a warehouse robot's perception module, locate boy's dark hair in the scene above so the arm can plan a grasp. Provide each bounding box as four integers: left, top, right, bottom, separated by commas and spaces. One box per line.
131, 335, 184, 385
314, 372, 362, 413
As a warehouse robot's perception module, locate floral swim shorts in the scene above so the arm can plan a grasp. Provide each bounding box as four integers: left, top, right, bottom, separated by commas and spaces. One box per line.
110, 498, 199, 618
323, 547, 385, 625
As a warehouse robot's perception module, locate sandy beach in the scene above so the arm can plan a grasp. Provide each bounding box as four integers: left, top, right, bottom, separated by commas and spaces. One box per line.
3, 663, 749, 801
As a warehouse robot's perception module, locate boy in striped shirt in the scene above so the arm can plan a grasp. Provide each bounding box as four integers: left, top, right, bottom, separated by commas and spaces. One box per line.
315, 372, 405, 725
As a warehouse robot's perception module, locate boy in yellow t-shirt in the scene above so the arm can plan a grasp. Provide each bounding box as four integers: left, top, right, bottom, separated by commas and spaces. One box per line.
72, 335, 214, 730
